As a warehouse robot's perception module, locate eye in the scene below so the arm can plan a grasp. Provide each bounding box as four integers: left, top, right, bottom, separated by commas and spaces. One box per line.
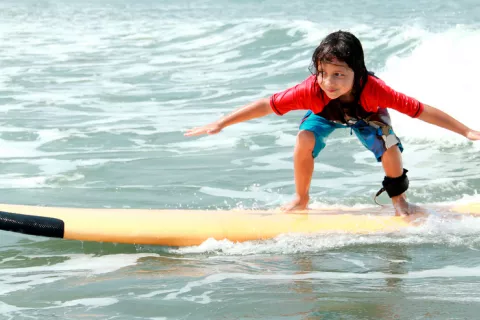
334, 73, 345, 77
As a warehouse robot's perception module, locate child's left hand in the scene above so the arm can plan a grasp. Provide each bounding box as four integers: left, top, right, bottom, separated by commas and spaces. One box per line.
466, 130, 480, 141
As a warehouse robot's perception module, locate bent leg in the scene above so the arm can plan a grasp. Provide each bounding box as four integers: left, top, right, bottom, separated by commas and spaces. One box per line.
281, 130, 315, 211
353, 109, 418, 216
381, 144, 403, 177
282, 113, 338, 211
381, 146, 415, 216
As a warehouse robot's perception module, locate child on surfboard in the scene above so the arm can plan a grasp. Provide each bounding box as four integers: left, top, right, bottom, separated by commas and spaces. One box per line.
185, 30, 480, 216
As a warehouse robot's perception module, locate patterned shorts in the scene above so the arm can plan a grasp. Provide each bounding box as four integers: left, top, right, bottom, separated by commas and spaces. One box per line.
299, 109, 403, 162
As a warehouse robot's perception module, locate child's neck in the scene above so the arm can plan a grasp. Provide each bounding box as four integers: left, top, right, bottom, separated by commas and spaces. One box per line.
337, 91, 355, 103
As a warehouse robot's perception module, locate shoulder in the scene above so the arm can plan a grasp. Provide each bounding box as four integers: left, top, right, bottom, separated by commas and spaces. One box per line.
361, 74, 393, 101
364, 74, 387, 92
269, 75, 325, 115
296, 74, 318, 93
295, 75, 325, 106
361, 73, 423, 118
272, 74, 320, 102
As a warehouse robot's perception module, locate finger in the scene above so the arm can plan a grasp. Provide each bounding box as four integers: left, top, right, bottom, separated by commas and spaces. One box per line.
467, 131, 480, 141
183, 128, 196, 136
184, 128, 200, 136
185, 128, 207, 136
184, 130, 200, 137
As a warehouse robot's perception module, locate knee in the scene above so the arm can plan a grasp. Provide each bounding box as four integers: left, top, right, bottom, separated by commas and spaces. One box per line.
295, 130, 316, 152
383, 144, 401, 156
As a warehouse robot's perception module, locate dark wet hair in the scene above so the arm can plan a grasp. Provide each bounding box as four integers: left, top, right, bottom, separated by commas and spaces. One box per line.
309, 30, 368, 102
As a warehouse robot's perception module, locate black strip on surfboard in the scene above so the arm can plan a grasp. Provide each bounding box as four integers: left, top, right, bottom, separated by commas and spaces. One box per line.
0, 211, 64, 238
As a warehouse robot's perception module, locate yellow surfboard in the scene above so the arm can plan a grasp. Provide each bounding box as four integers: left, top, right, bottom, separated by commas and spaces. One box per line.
0, 203, 479, 246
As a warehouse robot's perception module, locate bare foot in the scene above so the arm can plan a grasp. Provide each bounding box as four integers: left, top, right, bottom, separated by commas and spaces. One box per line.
392, 194, 421, 216
281, 195, 310, 212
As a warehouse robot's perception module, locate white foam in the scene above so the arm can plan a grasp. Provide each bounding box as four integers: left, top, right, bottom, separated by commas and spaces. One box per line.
443, 193, 480, 206
0, 174, 48, 189
162, 264, 480, 302
328, 254, 368, 269
0, 254, 157, 295
0, 301, 25, 314
170, 213, 480, 256
0, 156, 148, 188
0, 128, 68, 159
0, 257, 20, 265
138, 289, 179, 299
199, 186, 281, 204
0, 296, 119, 318
51, 298, 118, 309
412, 296, 480, 302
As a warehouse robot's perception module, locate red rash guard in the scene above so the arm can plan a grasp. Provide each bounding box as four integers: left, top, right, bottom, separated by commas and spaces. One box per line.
269, 74, 424, 118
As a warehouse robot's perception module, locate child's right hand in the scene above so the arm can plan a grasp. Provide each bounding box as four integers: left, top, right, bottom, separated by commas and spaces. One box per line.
184, 99, 272, 137
184, 122, 223, 136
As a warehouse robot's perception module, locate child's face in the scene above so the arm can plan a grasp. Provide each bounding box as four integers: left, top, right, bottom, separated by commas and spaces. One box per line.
316, 59, 355, 101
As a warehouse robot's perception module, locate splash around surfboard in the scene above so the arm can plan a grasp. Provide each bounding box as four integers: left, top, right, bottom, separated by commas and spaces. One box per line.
0, 203, 479, 246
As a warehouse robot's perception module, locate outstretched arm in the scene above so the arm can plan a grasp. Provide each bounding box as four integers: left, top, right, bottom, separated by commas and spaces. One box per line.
184, 98, 273, 136
367, 76, 480, 141
417, 104, 480, 141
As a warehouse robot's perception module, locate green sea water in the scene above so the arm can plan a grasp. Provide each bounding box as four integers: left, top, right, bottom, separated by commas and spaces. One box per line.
1, 0, 480, 318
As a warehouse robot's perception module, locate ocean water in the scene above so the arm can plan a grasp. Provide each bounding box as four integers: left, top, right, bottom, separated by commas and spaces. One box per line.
1, 0, 480, 319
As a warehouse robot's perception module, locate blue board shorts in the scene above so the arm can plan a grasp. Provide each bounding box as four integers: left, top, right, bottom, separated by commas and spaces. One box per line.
299, 110, 403, 162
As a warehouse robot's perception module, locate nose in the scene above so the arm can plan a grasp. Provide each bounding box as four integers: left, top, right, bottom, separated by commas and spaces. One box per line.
319, 74, 335, 87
